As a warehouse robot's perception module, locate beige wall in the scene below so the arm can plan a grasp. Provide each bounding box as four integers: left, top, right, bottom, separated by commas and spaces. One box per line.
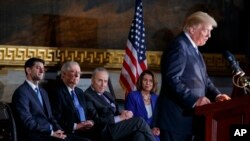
0, 69, 162, 102
0, 68, 233, 103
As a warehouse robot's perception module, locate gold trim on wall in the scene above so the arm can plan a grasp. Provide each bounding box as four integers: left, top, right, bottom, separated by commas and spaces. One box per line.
0, 45, 60, 66
0, 45, 246, 75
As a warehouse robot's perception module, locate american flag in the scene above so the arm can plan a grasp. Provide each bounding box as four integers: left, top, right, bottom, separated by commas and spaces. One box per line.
119, 0, 147, 95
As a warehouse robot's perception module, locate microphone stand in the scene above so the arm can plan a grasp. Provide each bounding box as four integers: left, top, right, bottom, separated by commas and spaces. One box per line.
240, 76, 250, 94
232, 74, 250, 95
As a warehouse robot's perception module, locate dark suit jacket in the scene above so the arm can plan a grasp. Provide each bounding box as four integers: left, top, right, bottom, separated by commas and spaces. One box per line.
155, 32, 221, 135
125, 90, 158, 126
84, 86, 120, 139
48, 79, 92, 133
12, 81, 61, 136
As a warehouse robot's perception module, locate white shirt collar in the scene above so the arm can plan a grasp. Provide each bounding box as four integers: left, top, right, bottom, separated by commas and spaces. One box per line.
26, 79, 38, 90
184, 32, 198, 50
67, 86, 74, 94
91, 86, 102, 96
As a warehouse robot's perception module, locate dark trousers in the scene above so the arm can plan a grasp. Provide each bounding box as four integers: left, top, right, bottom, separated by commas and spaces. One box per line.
26, 132, 90, 141
110, 117, 156, 141
74, 129, 96, 141
160, 129, 193, 141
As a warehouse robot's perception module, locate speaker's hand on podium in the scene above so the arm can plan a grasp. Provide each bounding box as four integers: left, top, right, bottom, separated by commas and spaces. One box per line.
195, 97, 211, 107
215, 94, 231, 102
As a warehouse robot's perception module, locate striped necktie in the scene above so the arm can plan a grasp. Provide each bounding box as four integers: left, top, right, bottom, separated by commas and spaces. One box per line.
100, 94, 116, 112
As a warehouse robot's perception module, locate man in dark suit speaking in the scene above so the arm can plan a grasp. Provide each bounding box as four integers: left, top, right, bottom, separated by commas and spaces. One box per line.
12, 57, 89, 141
84, 67, 156, 141
154, 11, 231, 141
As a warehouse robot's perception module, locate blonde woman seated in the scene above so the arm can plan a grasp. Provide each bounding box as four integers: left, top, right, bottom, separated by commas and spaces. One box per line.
125, 70, 160, 141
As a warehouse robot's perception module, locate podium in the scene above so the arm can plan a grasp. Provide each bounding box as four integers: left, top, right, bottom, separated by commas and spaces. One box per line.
195, 96, 250, 141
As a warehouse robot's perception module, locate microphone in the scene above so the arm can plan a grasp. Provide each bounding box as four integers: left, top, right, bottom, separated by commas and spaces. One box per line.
223, 51, 250, 95
223, 51, 245, 76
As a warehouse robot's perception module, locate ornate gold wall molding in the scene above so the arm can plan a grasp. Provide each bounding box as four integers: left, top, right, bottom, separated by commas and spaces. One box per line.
0, 45, 60, 67
203, 54, 246, 75
0, 45, 246, 75
59, 48, 111, 70
105, 50, 162, 70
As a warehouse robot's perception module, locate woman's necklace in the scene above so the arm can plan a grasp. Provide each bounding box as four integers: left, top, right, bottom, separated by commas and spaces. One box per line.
142, 92, 151, 105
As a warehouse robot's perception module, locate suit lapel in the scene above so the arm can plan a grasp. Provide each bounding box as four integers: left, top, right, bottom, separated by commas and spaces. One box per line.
61, 85, 80, 120
39, 88, 52, 118
24, 82, 43, 109
61, 81, 89, 121
87, 87, 106, 105
103, 92, 117, 113
103, 92, 115, 103
138, 92, 149, 119
23, 82, 48, 118
88, 87, 116, 113
181, 33, 206, 84
188, 45, 206, 84
62, 86, 75, 108
196, 51, 206, 83
95, 92, 108, 106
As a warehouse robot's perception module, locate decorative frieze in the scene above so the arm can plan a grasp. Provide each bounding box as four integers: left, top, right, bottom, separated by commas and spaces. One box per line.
0, 46, 60, 66
0, 45, 246, 75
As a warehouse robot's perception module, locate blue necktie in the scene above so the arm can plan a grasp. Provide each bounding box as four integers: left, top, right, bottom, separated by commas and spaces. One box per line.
193, 47, 199, 54
35, 87, 43, 107
36, 87, 52, 129
194, 47, 205, 66
71, 90, 86, 121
